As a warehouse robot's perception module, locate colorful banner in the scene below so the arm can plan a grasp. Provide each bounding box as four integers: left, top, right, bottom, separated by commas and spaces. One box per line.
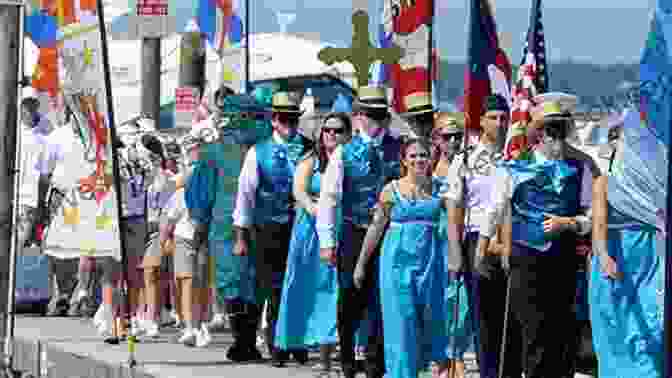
25, 0, 122, 260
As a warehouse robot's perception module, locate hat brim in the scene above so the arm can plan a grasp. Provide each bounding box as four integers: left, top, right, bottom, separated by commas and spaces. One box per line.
271, 107, 304, 115
354, 102, 389, 110
401, 108, 436, 117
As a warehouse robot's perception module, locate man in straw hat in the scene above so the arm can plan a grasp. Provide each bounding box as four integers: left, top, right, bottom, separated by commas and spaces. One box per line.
317, 85, 402, 378
442, 93, 523, 378
232, 91, 313, 366
478, 96, 601, 378
401, 91, 436, 139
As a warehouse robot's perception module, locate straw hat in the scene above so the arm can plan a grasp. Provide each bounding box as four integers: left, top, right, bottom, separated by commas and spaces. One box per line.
354, 85, 389, 110
531, 92, 578, 121
271, 92, 303, 114
401, 92, 435, 117
434, 112, 463, 134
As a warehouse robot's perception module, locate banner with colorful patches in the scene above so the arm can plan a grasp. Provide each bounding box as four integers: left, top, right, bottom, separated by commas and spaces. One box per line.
25, 0, 123, 260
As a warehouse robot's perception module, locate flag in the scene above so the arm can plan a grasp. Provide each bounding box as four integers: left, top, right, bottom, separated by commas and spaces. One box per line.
463, 0, 512, 131
193, 82, 212, 123
386, 0, 434, 113
197, 0, 244, 53
640, 0, 672, 147
370, 0, 392, 86
504, 0, 547, 160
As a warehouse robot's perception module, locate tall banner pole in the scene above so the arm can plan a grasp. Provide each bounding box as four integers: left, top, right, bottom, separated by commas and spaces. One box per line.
244, 0, 250, 93
95, 0, 136, 367
0, 2, 24, 376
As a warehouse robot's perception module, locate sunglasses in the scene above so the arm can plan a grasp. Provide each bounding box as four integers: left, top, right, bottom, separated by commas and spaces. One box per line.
323, 128, 345, 135
440, 133, 463, 142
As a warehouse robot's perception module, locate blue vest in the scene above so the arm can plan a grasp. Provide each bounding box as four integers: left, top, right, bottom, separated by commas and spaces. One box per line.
342, 133, 402, 225
506, 158, 583, 253
254, 135, 311, 224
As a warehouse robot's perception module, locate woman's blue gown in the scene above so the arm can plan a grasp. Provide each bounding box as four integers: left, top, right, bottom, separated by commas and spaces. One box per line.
379, 180, 449, 378
274, 161, 339, 348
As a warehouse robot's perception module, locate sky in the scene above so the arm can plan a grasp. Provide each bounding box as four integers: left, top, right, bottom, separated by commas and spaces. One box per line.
266, 0, 650, 9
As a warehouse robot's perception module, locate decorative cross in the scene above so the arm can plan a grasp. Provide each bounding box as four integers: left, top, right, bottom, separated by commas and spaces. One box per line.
317, 9, 404, 88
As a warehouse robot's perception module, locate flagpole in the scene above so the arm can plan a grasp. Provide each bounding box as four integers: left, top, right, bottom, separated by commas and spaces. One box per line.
244, 0, 250, 93
95, 0, 136, 367
428, 0, 434, 107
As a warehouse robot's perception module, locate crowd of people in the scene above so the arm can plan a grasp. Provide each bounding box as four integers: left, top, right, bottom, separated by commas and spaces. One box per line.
16, 81, 665, 378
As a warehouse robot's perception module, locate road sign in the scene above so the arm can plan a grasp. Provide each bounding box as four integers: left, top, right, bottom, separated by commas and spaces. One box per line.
174, 86, 199, 128
127, 0, 173, 38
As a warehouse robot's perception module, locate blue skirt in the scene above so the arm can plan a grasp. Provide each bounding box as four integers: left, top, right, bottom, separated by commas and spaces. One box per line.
274, 209, 339, 348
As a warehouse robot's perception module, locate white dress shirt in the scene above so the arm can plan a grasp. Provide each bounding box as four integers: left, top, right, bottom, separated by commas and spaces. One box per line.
19, 126, 57, 208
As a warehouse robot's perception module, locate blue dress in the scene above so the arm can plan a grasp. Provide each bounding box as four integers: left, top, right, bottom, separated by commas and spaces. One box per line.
434, 175, 474, 360
275, 160, 339, 348
380, 180, 449, 378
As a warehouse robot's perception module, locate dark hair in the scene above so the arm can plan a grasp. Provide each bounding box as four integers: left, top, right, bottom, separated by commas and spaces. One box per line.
317, 112, 352, 173
21, 97, 40, 114
399, 137, 434, 177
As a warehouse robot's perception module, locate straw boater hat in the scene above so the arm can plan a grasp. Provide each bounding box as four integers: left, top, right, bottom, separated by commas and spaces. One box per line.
402, 92, 436, 117
433, 112, 464, 134
353, 85, 389, 111
271, 92, 304, 114
530, 92, 579, 130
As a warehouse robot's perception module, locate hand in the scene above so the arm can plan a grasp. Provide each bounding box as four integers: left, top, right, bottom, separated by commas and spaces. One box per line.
353, 263, 366, 289
598, 252, 622, 280
233, 239, 248, 257
320, 248, 337, 266
543, 213, 574, 233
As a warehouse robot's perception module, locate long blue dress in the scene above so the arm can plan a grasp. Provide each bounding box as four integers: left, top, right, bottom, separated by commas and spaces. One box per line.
588, 109, 666, 378
434, 175, 474, 361
380, 180, 448, 378
275, 160, 339, 348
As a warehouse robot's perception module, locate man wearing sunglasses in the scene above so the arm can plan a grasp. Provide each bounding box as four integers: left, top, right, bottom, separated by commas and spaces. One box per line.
232, 91, 313, 366
317, 85, 402, 378
479, 98, 601, 378
442, 93, 523, 378
401, 91, 436, 139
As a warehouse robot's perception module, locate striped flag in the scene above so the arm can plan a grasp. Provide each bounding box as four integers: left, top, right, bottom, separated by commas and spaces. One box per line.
504, 0, 547, 160
193, 82, 212, 123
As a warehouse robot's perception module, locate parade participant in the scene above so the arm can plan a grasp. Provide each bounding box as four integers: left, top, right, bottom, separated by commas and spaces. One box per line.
480, 99, 600, 378
161, 132, 212, 347
353, 137, 449, 378
275, 112, 352, 376
431, 113, 471, 378
139, 134, 181, 338
317, 85, 402, 378
443, 94, 521, 378
233, 91, 313, 366
401, 92, 436, 139
18, 97, 67, 315
192, 87, 272, 361
589, 109, 665, 378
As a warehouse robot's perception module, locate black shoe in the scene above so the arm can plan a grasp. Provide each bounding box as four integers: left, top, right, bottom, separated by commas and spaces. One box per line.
293, 349, 309, 364
246, 346, 263, 361
227, 344, 260, 362
271, 350, 290, 367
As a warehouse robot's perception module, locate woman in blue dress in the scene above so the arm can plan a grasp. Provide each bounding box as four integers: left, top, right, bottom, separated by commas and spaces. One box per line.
353, 138, 449, 378
274, 113, 352, 374
432, 114, 472, 378
589, 109, 666, 378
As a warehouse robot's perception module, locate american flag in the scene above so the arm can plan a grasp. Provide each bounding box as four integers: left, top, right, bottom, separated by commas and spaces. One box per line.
504, 0, 548, 160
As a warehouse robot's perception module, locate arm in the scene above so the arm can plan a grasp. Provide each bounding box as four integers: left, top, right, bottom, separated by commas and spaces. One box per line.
232, 146, 259, 244
316, 146, 344, 250
293, 155, 317, 215
478, 168, 513, 261
442, 158, 466, 273
592, 175, 621, 279
353, 185, 393, 288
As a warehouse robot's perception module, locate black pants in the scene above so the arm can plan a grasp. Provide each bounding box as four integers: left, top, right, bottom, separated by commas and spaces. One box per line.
254, 221, 299, 355
336, 223, 385, 378
462, 234, 522, 378
507, 251, 577, 378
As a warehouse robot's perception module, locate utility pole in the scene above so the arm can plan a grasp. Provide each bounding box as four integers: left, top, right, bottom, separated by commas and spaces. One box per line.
0, 2, 24, 377
174, 31, 205, 130
141, 38, 161, 123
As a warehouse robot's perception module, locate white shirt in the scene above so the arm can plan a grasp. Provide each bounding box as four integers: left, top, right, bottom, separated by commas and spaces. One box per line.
49, 125, 91, 192
441, 141, 501, 235
19, 126, 56, 208
316, 129, 389, 250
167, 188, 195, 241
232, 131, 289, 228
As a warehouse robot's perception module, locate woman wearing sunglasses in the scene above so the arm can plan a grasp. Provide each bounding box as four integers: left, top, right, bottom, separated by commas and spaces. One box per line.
275, 113, 353, 376
431, 113, 471, 378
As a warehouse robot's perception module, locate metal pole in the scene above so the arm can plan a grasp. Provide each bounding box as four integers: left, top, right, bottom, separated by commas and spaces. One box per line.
428, 0, 434, 104
142, 38, 162, 122
0, 3, 23, 376
95, 0, 135, 367
244, 0, 250, 93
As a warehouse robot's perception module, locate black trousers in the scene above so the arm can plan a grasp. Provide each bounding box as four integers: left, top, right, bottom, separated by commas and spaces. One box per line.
336, 223, 385, 378
507, 251, 577, 378
462, 234, 522, 378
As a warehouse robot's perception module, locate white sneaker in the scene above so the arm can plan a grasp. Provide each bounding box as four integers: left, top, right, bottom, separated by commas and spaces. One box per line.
144, 321, 160, 338
200, 324, 212, 344
179, 329, 197, 346
207, 313, 227, 331
195, 328, 211, 348
130, 317, 145, 337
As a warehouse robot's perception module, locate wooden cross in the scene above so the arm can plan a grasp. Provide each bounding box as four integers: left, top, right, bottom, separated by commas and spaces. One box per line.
317, 9, 404, 88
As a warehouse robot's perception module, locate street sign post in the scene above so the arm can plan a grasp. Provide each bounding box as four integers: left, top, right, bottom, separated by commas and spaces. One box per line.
127, 0, 173, 39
